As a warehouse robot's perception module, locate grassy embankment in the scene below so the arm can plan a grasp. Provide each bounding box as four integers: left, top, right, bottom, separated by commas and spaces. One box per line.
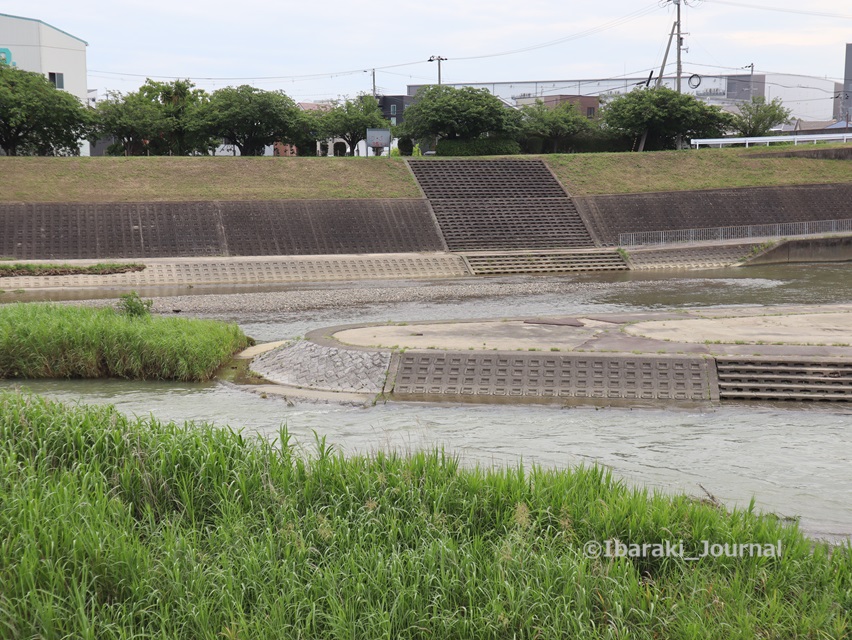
0, 263, 145, 277
1, 146, 850, 202
0, 391, 848, 639
0, 303, 249, 381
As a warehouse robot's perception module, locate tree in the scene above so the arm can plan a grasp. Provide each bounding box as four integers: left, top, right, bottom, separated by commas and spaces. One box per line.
138, 79, 213, 155
318, 95, 389, 156
0, 64, 90, 156
398, 85, 519, 141
520, 100, 592, 153
602, 87, 733, 151
206, 86, 301, 156
93, 89, 166, 156
730, 96, 791, 137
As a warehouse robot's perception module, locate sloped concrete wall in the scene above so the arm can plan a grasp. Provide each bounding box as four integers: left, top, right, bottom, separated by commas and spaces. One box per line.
0, 199, 444, 260
575, 184, 852, 246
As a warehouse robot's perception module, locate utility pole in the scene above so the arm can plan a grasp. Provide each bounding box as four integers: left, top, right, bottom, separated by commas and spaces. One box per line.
428, 55, 447, 85
372, 69, 376, 97
745, 63, 754, 99
675, 0, 682, 93
663, 0, 695, 93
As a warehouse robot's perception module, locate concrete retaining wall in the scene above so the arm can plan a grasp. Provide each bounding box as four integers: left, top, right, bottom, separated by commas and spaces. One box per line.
0, 199, 444, 260
389, 351, 718, 405
575, 184, 852, 246
746, 237, 852, 265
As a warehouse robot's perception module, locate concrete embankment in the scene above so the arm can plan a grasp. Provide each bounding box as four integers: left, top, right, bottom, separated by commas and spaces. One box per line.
746, 236, 852, 265
2, 160, 851, 289
248, 305, 852, 407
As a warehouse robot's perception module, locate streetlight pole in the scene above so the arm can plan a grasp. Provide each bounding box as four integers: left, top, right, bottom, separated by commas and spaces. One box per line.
428, 55, 447, 85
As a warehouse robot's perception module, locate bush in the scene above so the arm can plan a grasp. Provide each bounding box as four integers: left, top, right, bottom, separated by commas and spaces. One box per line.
397, 138, 414, 156
117, 291, 153, 318
436, 137, 521, 156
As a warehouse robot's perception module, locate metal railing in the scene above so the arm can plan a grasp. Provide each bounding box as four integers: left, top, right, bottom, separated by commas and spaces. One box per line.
618, 218, 852, 247
691, 132, 852, 148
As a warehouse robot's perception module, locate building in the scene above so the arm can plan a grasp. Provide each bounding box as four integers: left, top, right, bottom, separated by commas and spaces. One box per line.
513, 94, 600, 118
0, 13, 89, 153
408, 71, 843, 121
376, 94, 414, 127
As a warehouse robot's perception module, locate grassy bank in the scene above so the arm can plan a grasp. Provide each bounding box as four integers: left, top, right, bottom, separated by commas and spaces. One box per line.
0, 156, 422, 202
1, 146, 850, 202
546, 145, 852, 195
0, 303, 249, 381
0, 391, 848, 639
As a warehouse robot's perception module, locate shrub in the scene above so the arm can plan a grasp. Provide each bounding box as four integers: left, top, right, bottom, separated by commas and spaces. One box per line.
117, 291, 153, 318
397, 137, 414, 156
436, 137, 521, 156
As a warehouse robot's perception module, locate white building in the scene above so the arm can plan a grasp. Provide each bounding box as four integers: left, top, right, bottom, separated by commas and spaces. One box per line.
408, 72, 843, 122
0, 12, 89, 153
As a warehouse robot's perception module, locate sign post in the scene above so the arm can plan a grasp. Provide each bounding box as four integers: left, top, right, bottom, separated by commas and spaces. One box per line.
366, 128, 392, 157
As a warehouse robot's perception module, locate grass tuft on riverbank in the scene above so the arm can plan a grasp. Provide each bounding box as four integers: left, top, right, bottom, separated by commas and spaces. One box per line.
0, 391, 848, 639
0, 303, 249, 381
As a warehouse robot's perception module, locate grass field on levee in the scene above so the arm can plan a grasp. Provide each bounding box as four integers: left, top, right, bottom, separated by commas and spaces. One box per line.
2, 146, 850, 201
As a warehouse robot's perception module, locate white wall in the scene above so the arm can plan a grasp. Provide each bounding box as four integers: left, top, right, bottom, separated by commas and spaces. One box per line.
0, 14, 89, 153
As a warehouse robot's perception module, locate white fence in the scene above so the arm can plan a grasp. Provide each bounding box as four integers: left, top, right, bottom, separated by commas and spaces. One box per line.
691, 132, 852, 149
618, 218, 852, 247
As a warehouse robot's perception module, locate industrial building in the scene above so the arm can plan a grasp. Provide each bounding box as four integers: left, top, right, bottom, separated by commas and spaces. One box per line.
0, 12, 89, 153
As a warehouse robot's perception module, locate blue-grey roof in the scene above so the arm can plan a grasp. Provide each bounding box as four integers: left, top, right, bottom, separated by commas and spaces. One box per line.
0, 13, 88, 46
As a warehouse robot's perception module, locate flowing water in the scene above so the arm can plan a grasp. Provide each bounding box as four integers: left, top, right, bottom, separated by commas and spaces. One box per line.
4, 264, 851, 542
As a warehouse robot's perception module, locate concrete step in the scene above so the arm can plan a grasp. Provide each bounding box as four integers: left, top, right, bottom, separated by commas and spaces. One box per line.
462, 251, 628, 275
716, 357, 852, 402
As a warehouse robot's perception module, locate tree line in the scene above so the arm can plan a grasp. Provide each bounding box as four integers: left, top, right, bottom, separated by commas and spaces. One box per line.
1, 63, 791, 157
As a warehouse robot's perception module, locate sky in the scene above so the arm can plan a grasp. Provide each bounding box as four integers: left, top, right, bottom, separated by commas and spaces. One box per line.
5, 0, 851, 102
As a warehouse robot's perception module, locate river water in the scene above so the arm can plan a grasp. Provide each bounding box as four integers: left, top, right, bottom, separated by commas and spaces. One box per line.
5, 264, 852, 542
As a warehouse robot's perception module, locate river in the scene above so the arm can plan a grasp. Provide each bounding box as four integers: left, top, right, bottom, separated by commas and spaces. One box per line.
4, 264, 851, 542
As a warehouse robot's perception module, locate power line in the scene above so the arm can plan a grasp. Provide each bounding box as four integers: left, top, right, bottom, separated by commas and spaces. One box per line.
702, 0, 852, 20
452, 4, 661, 61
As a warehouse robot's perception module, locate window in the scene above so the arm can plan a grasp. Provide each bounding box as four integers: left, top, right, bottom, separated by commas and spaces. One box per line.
49, 72, 64, 89
390, 104, 397, 115
390, 117, 397, 126
587, 106, 595, 117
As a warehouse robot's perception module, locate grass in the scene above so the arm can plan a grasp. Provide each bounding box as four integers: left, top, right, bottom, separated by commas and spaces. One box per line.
0, 156, 422, 202
545, 145, 852, 196
0, 391, 848, 639
0, 262, 145, 277
0, 303, 250, 381
1, 146, 850, 202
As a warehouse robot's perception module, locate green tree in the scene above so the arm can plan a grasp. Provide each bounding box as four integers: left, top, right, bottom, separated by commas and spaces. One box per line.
318, 95, 389, 156
730, 96, 792, 137
138, 79, 213, 155
93, 89, 166, 156
602, 87, 733, 151
206, 85, 301, 156
520, 100, 592, 153
399, 85, 518, 141
0, 64, 90, 156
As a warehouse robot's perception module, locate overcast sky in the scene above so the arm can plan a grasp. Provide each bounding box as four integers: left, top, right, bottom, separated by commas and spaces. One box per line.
6, 0, 851, 101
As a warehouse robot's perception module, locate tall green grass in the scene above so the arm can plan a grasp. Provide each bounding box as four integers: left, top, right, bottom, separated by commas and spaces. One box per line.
0, 391, 848, 639
0, 303, 249, 381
